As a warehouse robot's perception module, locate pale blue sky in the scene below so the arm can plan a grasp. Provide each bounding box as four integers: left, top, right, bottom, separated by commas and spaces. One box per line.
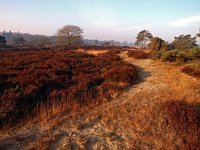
0, 0, 200, 42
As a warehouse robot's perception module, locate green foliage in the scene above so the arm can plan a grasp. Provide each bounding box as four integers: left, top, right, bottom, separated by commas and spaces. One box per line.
152, 47, 200, 62
152, 49, 166, 60
172, 34, 197, 50
187, 47, 200, 59
176, 51, 190, 62
160, 50, 178, 62
151, 37, 200, 78
186, 60, 200, 69
181, 60, 200, 78
149, 37, 166, 51
176, 48, 200, 62
135, 30, 153, 47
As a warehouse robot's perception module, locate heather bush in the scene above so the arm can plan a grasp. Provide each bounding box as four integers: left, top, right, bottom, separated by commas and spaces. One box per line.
162, 101, 200, 148
0, 49, 138, 127
101, 65, 137, 84
127, 50, 149, 59
181, 66, 194, 74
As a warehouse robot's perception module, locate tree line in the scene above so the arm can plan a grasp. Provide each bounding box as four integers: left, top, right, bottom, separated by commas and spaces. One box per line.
135, 29, 200, 51
0, 25, 134, 49
1, 25, 200, 49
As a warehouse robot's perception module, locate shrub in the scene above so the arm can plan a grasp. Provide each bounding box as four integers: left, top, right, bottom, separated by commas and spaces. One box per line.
106, 50, 121, 55
160, 50, 178, 62
181, 61, 200, 78
162, 101, 200, 148
181, 66, 194, 74
176, 48, 200, 63
151, 49, 166, 60
149, 37, 166, 51
127, 50, 149, 59
192, 70, 200, 77
101, 65, 137, 84
187, 48, 200, 60
0, 49, 138, 127
152, 48, 200, 63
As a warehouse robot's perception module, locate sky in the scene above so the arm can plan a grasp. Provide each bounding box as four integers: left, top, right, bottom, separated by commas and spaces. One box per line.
0, 0, 200, 43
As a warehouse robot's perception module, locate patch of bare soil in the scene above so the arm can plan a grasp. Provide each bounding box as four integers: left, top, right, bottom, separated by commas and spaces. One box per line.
0, 51, 200, 149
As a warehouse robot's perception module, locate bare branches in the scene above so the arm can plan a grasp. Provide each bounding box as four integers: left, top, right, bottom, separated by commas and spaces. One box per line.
56, 25, 83, 46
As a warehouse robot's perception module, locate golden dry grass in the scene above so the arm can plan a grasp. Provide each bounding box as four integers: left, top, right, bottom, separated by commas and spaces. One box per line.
77, 49, 108, 55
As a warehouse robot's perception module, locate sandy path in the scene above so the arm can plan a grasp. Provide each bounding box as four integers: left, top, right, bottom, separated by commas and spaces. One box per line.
0, 51, 199, 150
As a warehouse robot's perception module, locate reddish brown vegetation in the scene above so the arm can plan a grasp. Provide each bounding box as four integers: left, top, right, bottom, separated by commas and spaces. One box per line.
162, 101, 200, 148
127, 50, 150, 59
101, 65, 137, 84
0, 50, 137, 127
105, 50, 121, 55
181, 66, 200, 78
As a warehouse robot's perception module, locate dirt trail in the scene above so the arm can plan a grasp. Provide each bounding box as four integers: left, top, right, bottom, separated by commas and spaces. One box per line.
0, 51, 200, 150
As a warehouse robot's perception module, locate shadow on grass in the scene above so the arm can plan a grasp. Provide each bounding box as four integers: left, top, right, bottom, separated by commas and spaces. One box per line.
125, 65, 152, 92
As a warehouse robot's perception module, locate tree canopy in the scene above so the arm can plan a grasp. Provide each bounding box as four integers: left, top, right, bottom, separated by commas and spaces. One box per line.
149, 37, 166, 51
172, 34, 196, 50
12, 37, 26, 45
56, 25, 83, 46
135, 30, 153, 47
196, 33, 200, 38
0, 36, 6, 47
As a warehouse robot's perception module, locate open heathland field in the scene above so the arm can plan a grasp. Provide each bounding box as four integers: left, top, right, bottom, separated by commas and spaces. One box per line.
0, 49, 137, 128
0, 49, 200, 149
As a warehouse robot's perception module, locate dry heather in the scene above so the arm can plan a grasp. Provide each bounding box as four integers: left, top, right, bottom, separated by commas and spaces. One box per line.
0, 50, 137, 128
0, 50, 199, 149
182, 65, 200, 78
127, 49, 150, 59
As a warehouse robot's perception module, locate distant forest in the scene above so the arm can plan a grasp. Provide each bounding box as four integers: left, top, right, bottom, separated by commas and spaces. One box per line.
0, 31, 134, 47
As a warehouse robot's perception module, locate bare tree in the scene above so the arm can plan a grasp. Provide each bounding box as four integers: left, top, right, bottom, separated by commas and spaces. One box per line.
56, 25, 83, 46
